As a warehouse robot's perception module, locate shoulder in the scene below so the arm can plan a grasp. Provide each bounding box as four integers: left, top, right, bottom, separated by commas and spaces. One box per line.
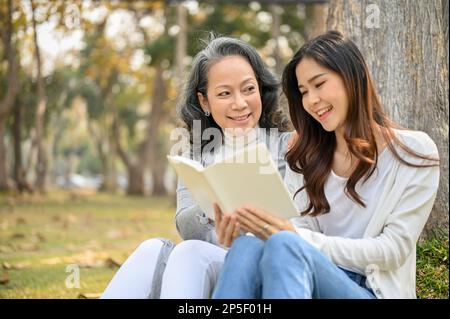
277, 130, 297, 151
267, 130, 295, 154
393, 129, 439, 157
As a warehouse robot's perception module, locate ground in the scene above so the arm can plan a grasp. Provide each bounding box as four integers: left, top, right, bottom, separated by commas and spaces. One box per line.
0, 190, 447, 298
0, 190, 181, 298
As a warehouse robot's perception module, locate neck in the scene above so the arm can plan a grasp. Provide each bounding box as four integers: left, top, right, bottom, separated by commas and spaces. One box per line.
334, 124, 386, 157
334, 128, 348, 156
223, 126, 261, 149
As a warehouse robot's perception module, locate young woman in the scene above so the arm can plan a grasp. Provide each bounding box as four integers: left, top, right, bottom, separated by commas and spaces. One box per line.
101, 35, 292, 299
212, 30, 440, 299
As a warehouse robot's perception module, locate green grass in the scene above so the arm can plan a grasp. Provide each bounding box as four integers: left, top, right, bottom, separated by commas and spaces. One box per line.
0, 190, 448, 298
416, 229, 449, 299
0, 190, 181, 298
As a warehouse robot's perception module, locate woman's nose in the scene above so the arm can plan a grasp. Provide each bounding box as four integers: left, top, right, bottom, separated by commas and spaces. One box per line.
231, 93, 248, 110
306, 91, 320, 106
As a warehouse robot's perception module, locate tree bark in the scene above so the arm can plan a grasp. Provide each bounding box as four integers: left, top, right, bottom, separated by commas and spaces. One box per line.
0, 121, 10, 191
113, 114, 146, 195
327, 0, 449, 238
305, 3, 328, 40
0, 0, 19, 191
147, 67, 168, 196
270, 4, 283, 76
12, 98, 32, 193
175, 3, 187, 90
31, 0, 48, 193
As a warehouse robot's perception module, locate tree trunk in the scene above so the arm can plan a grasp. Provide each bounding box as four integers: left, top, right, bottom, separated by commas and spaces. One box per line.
147, 67, 168, 196
12, 99, 32, 193
327, 0, 449, 238
127, 165, 145, 195
31, 0, 48, 193
0, 0, 19, 191
175, 3, 187, 90
270, 4, 283, 76
305, 3, 328, 40
113, 114, 146, 195
88, 122, 117, 192
0, 121, 9, 191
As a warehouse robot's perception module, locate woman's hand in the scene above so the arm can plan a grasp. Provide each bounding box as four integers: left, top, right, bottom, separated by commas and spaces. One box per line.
235, 205, 295, 240
214, 203, 241, 247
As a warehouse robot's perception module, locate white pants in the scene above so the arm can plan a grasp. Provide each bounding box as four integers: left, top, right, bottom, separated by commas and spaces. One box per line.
101, 239, 227, 299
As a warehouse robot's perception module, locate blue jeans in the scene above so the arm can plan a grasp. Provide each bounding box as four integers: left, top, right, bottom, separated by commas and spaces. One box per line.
212, 231, 376, 299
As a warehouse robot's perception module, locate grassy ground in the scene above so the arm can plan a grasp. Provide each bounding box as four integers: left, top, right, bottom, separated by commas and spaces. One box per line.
0, 190, 181, 298
0, 190, 448, 299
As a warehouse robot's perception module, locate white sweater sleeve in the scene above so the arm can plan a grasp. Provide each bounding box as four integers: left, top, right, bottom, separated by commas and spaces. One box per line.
294, 162, 440, 272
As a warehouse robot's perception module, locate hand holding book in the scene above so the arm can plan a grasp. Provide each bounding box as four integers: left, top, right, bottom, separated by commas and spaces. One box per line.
214, 203, 240, 247
214, 203, 296, 246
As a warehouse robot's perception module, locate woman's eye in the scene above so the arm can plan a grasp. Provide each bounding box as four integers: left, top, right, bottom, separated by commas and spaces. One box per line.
244, 86, 255, 93
300, 90, 308, 96
218, 91, 229, 97
316, 81, 325, 88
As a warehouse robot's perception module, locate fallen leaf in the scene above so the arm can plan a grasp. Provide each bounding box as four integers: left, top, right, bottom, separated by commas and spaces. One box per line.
16, 217, 26, 225
11, 233, 25, 239
78, 293, 101, 299
66, 214, 78, 224
106, 229, 123, 239
11, 262, 31, 269
41, 257, 63, 265
31, 232, 46, 243
17, 243, 40, 251
0, 272, 9, 285
2, 262, 12, 270
104, 257, 121, 268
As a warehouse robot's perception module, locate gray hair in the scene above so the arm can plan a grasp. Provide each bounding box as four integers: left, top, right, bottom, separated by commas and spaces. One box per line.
177, 34, 290, 150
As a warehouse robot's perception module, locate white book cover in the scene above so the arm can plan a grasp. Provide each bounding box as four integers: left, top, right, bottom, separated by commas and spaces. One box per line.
167, 143, 298, 221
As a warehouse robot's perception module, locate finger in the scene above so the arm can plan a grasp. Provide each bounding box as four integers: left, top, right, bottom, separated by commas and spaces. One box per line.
214, 204, 223, 242
214, 203, 222, 224
232, 222, 240, 240
224, 214, 237, 247
236, 208, 266, 229
243, 205, 287, 230
216, 212, 226, 245
235, 211, 266, 240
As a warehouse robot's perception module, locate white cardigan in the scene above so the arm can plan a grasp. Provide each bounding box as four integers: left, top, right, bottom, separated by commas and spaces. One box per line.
285, 130, 440, 299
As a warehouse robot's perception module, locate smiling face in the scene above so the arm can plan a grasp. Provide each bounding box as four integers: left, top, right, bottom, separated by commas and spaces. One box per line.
295, 57, 349, 134
197, 55, 262, 131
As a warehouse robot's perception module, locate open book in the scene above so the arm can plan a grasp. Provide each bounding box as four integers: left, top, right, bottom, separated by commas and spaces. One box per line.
167, 143, 298, 221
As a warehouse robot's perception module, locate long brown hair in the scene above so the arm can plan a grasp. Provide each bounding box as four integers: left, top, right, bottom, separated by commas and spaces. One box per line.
282, 30, 439, 216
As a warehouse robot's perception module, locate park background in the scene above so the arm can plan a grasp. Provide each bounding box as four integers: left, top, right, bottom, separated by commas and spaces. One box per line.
0, 0, 448, 298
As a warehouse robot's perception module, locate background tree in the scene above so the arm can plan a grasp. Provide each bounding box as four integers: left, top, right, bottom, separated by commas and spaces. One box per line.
326, 0, 449, 238
0, 0, 20, 191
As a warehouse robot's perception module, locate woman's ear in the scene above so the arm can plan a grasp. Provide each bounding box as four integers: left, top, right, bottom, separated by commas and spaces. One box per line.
197, 92, 210, 114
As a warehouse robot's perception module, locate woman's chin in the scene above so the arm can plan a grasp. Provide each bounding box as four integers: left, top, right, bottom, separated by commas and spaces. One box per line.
227, 120, 257, 131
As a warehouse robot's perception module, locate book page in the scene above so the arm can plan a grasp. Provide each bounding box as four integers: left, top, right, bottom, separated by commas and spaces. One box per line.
167, 156, 220, 220
203, 144, 298, 219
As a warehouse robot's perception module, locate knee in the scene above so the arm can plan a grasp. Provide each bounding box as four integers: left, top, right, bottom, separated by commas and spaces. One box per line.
135, 238, 165, 255
225, 235, 265, 262
265, 231, 307, 252
175, 208, 212, 241
261, 231, 310, 269
168, 239, 210, 262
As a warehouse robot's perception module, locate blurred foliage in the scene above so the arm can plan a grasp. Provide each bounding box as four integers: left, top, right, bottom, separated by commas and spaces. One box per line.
0, 0, 308, 186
